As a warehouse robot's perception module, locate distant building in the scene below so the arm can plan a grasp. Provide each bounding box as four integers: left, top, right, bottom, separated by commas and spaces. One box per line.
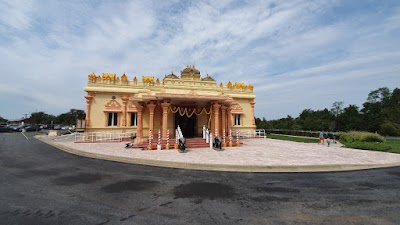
8, 117, 31, 125
83, 65, 256, 143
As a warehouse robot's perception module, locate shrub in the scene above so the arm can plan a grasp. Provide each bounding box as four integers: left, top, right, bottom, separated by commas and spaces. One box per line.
339, 131, 384, 143
379, 122, 400, 136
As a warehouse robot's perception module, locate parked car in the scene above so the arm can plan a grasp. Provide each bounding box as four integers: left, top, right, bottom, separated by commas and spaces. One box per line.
10, 125, 25, 132
22, 125, 41, 132
0, 125, 9, 132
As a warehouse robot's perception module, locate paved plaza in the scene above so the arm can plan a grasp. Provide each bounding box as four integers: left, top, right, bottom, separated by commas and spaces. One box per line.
39, 136, 400, 172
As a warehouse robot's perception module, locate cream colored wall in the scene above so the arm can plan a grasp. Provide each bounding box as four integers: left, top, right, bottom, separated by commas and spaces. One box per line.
232, 98, 255, 131
87, 93, 139, 133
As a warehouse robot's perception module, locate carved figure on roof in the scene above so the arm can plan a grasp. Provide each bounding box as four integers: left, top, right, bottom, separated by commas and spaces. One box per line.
227, 81, 232, 89
121, 73, 128, 82
102, 73, 116, 83
142, 76, 154, 84
156, 78, 160, 86
234, 82, 245, 89
133, 76, 138, 85
88, 72, 97, 82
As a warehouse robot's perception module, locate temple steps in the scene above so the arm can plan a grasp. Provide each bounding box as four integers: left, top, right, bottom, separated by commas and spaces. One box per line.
133, 138, 209, 149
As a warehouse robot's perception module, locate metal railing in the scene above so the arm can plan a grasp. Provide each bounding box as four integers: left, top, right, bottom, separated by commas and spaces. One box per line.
75, 132, 131, 143
231, 129, 266, 138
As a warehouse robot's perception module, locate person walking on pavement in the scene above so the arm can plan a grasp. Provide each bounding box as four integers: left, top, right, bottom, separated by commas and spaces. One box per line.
319, 130, 325, 145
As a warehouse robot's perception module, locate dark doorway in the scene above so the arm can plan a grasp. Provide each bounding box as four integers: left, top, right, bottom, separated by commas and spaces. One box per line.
175, 113, 197, 138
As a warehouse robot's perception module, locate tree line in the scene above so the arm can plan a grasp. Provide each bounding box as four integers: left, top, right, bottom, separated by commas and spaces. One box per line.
256, 87, 400, 136
0, 109, 86, 126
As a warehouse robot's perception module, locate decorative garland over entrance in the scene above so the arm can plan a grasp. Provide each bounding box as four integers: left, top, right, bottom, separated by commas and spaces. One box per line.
168, 105, 212, 128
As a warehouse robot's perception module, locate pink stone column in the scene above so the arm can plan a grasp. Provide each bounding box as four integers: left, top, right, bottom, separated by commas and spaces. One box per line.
161, 101, 170, 140
221, 105, 227, 137
147, 101, 156, 138
136, 104, 144, 140
213, 102, 221, 137
84, 93, 94, 130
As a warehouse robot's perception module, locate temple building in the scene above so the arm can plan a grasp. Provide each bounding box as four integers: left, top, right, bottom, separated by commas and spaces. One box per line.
84, 65, 256, 143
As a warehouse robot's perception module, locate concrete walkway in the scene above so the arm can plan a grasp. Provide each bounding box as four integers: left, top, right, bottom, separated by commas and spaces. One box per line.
37, 135, 400, 172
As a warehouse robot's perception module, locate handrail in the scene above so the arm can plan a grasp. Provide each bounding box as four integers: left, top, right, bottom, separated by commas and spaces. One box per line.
75, 132, 131, 143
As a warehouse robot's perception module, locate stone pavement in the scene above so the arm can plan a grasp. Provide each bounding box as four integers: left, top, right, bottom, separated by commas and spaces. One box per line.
37, 135, 400, 172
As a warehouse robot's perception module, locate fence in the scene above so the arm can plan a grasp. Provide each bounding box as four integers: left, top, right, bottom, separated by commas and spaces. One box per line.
75, 132, 132, 143
231, 129, 266, 138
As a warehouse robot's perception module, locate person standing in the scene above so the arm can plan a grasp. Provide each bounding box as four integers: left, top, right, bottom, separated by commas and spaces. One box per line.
319, 130, 325, 144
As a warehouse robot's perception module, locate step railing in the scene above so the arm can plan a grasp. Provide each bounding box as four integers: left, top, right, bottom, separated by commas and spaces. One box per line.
75, 132, 131, 143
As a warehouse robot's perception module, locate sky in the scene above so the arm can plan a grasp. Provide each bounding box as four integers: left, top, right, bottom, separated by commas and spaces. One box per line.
1, 0, 399, 120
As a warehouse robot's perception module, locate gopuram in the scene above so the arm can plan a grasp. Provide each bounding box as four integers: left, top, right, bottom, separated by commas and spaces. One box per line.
84, 65, 256, 143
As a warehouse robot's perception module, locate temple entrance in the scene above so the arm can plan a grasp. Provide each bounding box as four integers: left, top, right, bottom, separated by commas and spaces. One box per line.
175, 113, 197, 138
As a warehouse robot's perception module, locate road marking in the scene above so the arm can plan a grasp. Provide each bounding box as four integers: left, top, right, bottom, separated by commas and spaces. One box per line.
21, 132, 29, 140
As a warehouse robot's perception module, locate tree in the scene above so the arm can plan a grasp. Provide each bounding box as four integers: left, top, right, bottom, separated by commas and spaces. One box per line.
30, 112, 56, 125
330, 101, 344, 131
367, 87, 390, 103
55, 109, 86, 125
0, 116, 8, 123
337, 104, 363, 131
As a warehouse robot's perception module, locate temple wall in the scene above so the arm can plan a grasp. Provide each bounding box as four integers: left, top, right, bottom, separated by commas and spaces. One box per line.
84, 66, 256, 137
232, 98, 256, 131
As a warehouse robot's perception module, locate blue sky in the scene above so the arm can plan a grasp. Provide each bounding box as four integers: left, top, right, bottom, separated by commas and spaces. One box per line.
1, 0, 399, 120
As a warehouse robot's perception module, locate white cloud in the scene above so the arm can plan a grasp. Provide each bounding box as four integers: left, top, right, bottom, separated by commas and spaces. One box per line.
0, 0, 399, 120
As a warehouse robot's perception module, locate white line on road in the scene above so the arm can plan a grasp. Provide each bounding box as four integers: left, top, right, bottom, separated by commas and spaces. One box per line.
21, 132, 29, 140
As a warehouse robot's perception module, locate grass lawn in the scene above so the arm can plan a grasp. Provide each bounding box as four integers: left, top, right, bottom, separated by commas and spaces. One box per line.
342, 139, 400, 154
267, 133, 400, 154
266, 134, 318, 143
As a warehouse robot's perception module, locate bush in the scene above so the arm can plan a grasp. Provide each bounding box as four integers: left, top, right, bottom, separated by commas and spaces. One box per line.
339, 131, 384, 143
379, 122, 400, 136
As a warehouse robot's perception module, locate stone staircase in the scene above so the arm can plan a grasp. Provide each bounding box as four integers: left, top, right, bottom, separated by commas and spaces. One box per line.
133, 138, 209, 150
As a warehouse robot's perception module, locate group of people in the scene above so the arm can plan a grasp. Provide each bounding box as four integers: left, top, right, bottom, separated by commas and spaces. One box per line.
319, 130, 336, 147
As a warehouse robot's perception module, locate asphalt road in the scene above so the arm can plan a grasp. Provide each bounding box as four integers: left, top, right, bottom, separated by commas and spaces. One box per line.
1, 132, 400, 225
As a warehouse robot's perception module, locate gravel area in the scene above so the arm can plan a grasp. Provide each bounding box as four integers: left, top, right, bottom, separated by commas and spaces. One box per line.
46, 137, 400, 166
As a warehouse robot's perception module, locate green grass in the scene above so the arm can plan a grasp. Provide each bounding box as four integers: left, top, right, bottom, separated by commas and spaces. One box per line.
268, 133, 400, 154
342, 139, 400, 154
266, 134, 318, 143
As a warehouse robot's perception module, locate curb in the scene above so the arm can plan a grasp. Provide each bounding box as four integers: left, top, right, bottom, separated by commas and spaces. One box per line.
36, 137, 400, 173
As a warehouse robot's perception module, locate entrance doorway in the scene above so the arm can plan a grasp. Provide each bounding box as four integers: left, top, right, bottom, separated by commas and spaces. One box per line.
175, 113, 196, 138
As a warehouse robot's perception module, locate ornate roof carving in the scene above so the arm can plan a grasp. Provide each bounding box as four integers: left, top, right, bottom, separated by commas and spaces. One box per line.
104, 99, 122, 112
201, 74, 215, 81
165, 72, 179, 79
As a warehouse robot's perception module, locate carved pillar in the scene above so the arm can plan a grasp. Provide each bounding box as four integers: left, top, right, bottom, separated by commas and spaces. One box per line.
161, 100, 170, 140
121, 95, 129, 127
213, 101, 221, 137
148, 101, 156, 137
84, 93, 94, 129
250, 100, 256, 126
221, 105, 227, 137
227, 105, 232, 131
136, 104, 144, 139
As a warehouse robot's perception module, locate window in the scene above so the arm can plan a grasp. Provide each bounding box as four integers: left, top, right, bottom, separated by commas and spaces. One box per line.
234, 114, 241, 126
131, 112, 138, 126
108, 112, 118, 126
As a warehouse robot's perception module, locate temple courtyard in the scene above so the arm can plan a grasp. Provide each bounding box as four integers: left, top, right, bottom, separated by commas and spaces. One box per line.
38, 136, 400, 172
